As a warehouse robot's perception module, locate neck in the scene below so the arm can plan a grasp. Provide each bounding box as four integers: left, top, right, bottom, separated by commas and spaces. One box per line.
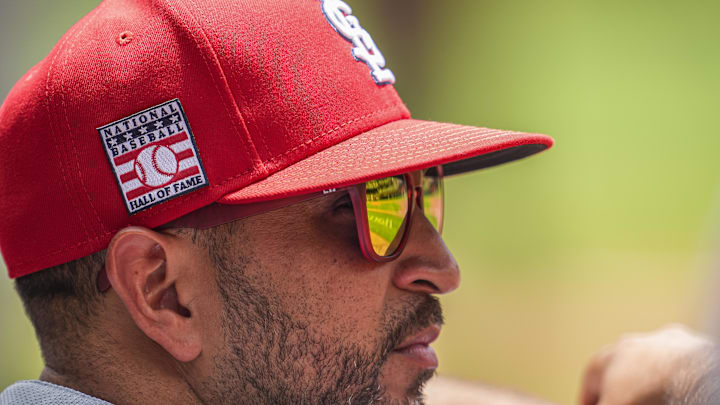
38, 330, 202, 405
40, 357, 200, 405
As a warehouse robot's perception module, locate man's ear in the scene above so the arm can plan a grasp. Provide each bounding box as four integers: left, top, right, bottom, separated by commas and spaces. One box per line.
105, 226, 201, 362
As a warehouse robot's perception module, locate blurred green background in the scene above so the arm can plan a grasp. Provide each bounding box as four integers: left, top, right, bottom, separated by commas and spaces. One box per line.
2, 1, 720, 403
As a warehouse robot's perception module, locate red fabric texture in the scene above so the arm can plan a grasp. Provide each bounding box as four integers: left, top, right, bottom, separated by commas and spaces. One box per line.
0, 0, 551, 278
221, 119, 553, 203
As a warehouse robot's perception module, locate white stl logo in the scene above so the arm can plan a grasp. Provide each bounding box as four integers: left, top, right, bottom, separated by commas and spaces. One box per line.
321, 0, 396, 85
98, 99, 208, 214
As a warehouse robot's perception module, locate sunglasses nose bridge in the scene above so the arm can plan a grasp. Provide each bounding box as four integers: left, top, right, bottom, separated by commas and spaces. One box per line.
413, 185, 424, 209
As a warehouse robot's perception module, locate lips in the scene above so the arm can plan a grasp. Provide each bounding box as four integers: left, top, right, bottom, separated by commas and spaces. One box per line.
392, 324, 441, 368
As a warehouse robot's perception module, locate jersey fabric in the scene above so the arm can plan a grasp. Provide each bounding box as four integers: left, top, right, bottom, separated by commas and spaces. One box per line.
0, 381, 112, 405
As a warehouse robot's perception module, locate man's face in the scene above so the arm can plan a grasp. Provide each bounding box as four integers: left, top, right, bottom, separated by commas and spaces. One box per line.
195, 189, 460, 405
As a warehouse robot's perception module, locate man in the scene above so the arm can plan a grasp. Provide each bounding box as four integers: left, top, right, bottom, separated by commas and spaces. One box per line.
0, 0, 552, 403
2, 1, 716, 405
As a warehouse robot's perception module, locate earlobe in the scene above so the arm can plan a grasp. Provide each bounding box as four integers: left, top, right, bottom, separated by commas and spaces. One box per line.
105, 227, 202, 362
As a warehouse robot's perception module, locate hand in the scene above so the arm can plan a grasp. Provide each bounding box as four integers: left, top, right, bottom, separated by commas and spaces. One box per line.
580, 325, 719, 405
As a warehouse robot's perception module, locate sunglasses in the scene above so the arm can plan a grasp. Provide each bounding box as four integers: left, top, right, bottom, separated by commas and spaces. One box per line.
160, 166, 444, 262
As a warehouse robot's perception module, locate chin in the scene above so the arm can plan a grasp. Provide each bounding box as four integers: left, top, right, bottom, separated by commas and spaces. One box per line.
379, 355, 437, 404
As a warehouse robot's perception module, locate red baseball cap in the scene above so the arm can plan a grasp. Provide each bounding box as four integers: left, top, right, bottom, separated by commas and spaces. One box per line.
0, 0, 553, 278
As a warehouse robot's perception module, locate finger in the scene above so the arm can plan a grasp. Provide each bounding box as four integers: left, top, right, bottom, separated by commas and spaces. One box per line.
579, 345, 615, 405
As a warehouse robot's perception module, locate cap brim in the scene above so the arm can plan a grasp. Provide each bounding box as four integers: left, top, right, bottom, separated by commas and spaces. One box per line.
220, 119, 553, 204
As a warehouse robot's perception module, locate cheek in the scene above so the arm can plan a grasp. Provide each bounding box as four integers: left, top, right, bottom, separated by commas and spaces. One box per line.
246, 214, 393, 347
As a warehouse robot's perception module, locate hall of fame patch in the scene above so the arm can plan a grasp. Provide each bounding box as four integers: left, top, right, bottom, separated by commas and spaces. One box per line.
97, 99, 208, 214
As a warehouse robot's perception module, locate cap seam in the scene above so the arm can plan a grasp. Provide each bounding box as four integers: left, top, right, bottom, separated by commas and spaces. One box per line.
183, 0, 273, 165
57, 1, 107, 234
161, 0, 267, 176
43, 3, 108, 243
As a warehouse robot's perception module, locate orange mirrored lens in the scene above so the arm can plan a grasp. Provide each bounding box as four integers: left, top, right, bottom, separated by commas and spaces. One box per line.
365, 176, 409, 256
422, 167, 443, 233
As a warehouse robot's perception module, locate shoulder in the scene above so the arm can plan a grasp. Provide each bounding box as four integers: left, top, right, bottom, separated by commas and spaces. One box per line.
1, 380, 113, 405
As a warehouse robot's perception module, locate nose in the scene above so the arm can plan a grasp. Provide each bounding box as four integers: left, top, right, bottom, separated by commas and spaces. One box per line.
391, 206, 460, 295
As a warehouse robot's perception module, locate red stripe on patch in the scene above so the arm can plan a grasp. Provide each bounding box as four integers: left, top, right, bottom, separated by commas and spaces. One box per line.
125, 166, 201, 201
175, 149, 194, 161
120, 171, 137, 183
172, 166, 200, 182
126, 185, 154, 201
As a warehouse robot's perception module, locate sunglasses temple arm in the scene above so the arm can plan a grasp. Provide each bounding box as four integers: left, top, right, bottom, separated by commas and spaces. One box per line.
159, 189, 336, 230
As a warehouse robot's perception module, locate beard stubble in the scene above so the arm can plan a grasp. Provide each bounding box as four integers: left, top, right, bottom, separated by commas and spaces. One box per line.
203, 248, 443, 405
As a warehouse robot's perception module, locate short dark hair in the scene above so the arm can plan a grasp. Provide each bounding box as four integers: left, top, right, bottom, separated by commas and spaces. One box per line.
14, 249, 106, 367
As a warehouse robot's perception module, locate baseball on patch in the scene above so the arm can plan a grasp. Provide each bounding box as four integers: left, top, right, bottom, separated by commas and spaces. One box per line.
134, 145, 178, 187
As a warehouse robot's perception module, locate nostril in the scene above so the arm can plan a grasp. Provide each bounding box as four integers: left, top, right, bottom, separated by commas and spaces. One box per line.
116, 31, 134, 46
412, 279, 439, 293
